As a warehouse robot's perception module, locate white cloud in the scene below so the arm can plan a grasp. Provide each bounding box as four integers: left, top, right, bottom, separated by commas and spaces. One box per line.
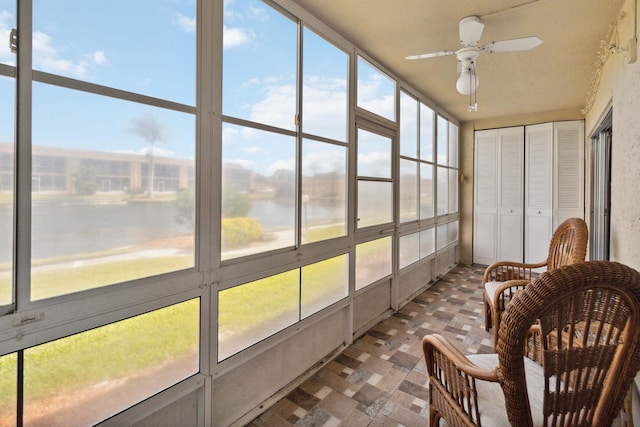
0, 10, 14, 65
0, 8, 109, 78
239, 75, 349, 139
358, 151, 391, 177
222, 124, 259, 145
33, 31, 90, 77
246, 4, 269, 22
92, 50, 107, 65
302, 146, 345, 175
141, 146, 175, 157
301, 77, 348, 140
250, 83, 296, 129
244, 146, 265, 154
357, 75, 395, 119
223, 26, 253, 49
174, 13, 195, 32
222, 126, 239, 143
30, 30, 108, 79
116, 146, 175, 158
225, 158, 255, 170
268, 158, 295, 174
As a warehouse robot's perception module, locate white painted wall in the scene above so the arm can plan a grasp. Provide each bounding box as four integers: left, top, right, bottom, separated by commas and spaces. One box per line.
585, 0, 640, 270
460, 1, 640, 269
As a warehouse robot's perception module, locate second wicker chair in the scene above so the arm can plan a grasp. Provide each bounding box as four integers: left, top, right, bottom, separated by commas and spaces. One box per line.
482, 217, 588, 345
424, 260, 640, 427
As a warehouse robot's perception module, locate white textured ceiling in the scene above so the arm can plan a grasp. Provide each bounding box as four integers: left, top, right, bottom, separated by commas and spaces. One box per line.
289, 0, 625, 122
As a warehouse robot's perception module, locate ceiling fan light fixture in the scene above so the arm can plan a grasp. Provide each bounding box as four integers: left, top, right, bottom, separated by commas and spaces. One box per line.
456, 66, 479, 95
405, 14, 542, 109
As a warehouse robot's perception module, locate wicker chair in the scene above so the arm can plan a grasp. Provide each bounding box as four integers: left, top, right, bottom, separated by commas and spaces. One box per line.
483, 217, 588, 345
423, 261, 640, 427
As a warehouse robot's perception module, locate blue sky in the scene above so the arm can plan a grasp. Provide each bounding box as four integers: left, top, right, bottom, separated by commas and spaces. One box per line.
0, 0, 399, 175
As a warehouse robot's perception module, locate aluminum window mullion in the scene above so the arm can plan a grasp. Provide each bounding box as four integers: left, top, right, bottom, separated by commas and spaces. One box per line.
15, 0, 33, 311
32, 71, 196, 115
295, 18, 303, 250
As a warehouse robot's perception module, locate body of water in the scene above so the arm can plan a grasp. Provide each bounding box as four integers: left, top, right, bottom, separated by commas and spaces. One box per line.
0, 198, 344, 263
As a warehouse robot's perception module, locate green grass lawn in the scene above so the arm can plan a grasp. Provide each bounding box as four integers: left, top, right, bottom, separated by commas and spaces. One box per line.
0, 298, 198, 413
0, 226, 389, 412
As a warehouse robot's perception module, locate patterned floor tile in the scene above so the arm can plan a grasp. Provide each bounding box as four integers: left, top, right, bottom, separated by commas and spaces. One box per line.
247, 264, 494, 426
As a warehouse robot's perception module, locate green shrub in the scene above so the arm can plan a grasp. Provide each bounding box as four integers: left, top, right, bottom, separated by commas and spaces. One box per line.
222, 189, 250, 217
73, 166, 98, 195
174, 187, 195, 230
221, 217, 263, 248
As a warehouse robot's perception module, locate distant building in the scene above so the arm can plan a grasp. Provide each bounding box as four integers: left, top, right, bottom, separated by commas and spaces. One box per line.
0, 143, 194, 194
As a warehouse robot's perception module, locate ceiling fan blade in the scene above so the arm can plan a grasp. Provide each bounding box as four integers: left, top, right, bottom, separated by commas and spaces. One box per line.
459, 16, 484, 46
405, 50, 456, 60
481, 36, 543, 53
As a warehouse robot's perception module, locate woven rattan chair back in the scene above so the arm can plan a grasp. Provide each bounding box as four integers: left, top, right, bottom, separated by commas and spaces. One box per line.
546, 217, 589, 271
482, 217, 588, 345
497, 261, 640, 427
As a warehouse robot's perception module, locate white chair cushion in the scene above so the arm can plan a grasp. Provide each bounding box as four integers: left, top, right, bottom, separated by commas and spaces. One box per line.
484, 281, 503, 307
467, 354, 545, 426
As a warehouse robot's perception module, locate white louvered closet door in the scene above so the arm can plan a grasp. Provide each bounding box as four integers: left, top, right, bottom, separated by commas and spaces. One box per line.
497, 127, 524, 262
525, 123, 554, 264
474, 122, 584, 267
473, 130, 498, 265
553, 121, 585, 228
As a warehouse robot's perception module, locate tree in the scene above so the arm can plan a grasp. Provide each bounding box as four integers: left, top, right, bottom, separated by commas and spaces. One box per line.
73, 166, 98, 196
127, 113, 166, 198
221, 188, 250, 217
174, 187, 195, 231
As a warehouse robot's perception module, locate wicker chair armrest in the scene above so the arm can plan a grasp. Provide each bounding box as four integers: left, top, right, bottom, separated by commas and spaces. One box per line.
493, 279, 531, 312
424, 334, 500, 426
424, 334, 500, 382
483, 260, 547, 284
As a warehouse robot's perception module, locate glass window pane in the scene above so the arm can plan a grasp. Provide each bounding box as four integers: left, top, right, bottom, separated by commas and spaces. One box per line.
449, 122, 459, 168
420, 163, 434, 219
302, 27, 348, 142
357, 181, 392, 228
437, 223, 448, 250
449, 220, 459, 244
357, 57, 395, 122
357, 128, 391, 178
355, 236, 392, 290
400, 91, 418, 158
420, 103, 434, 162
437, 115, 448, 165
399, 159, 418, 223
420, 228, 435, 259
223, 1, 296, 131
23, 299, 199, 426
0, 352, 17, 425
301, 140, 346, 244
399, 232, 419, 269
301, 254, 348, 318
31, 83, 195, 301
437, 167, 448, 216
0, 2, 15, 67
449, 168, 459, 213
218, 270, 299, 360
221, 123, 295, 260
0, 76, 14, 306
33, 0, 195, 105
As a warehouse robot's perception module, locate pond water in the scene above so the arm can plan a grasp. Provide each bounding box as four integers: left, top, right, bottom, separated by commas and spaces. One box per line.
0, 198, 345, 263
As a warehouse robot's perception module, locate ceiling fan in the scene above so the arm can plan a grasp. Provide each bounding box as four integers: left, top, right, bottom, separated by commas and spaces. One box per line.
405, 15, 542, 102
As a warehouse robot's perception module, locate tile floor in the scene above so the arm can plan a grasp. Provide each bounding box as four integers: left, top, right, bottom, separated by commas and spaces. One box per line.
247, 264, 494, 426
